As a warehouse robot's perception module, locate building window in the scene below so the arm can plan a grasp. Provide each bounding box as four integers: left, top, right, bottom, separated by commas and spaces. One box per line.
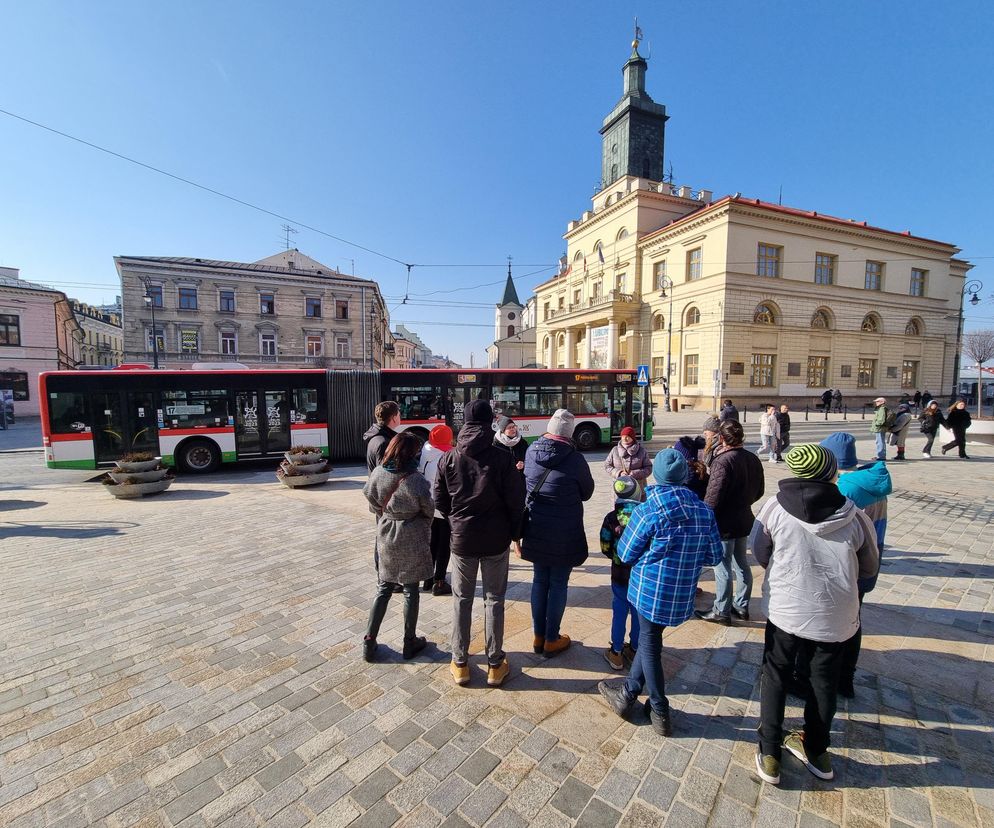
573, 289, 581, 306
865, 261, 883, 291
305, 297, 322, 318
619, 321, 628, 336
814, 253, 835, 285
180, 329, 199, 354
335, 336, 350, 359
0, 370, 28, 400
687, 248, 702, 280
219, 290, 236, 312
146, 327, 165, 353
558, 296, 565, 310
543, 302, 550, 321
306, 335, 323, 357
685, 306, 700, 326
178, 287, 198, 309
652, 313, 666, 331
653, 261, 667, 291
220, 332, 237, 355
651, 357, 665, 380
857, 358, 876, 388
910, 268, 927, 297
902, 360, 919, 389
260, 333, 277, 356
757, 243, 782, 278
0, 313, 21, 346
507, 325, 515, 338
753, 303, 777, 325
616, 273, 626, 293
260, 293, 275, 315
593, 281, 603, 299
335, 300, 349, 320
751, 354, 776, 387
861, 313, 881, 333
617, 228, 629, 242
147, 284, 164, 308
905, 317, 923, 336
811, 309, 832, 329
683, 354, 699, 385
807, 356, 829, 388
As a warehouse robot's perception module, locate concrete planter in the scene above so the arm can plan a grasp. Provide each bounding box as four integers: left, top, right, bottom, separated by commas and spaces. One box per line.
284, 451, 323, 465
116, 457, 163, 473
108, 468, 167, 484
279, 459, 327, 475
277, 467, 331, 488
104, 477, 175, 498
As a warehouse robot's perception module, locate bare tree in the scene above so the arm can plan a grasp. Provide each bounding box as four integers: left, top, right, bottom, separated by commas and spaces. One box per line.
962, 329, 994, 416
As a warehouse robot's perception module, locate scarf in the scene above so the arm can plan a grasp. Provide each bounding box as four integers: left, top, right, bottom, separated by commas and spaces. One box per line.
495, 430, 522, 448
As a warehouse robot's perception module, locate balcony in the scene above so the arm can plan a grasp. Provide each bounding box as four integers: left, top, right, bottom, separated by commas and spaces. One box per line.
543, 291, 642, 325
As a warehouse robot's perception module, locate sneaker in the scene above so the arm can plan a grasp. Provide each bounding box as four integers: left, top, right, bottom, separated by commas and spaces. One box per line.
362, 636, 377, 663
597, 680, 635, 719
755, 751, 781, 785
487, 658, 510, 687
731, 606, 750, 621
643, 700, 672, 737
941, 446, 949, 455
543, 634, 571, 657
532, 635, 545, 654
402, 636, 427, 660
604, 648, 624, 671
450, 661, 470, 686
922, 452, 931, 458
621, 643, 637, 669
783, 731, 834, 780
431, 580, 453, 596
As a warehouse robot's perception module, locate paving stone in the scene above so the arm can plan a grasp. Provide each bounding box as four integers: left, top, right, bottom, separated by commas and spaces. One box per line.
549, 776, 595, 819
456, 749, 501, 786
425, 774, 474, 816
458, 781, 507, 826
164, 780, 224, 825
351, 767, 401, 809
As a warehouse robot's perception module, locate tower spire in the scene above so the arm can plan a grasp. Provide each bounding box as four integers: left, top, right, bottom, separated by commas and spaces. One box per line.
500, 255, 520, 306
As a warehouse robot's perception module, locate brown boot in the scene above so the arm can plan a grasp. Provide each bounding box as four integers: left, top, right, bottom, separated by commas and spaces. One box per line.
543, 634, 571, 658
532, 635, 545, 654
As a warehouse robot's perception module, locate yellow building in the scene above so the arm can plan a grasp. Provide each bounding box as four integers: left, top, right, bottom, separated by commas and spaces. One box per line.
534, 40, 972, 412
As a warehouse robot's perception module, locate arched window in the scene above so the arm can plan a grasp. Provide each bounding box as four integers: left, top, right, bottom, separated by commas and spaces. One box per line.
543, 335, 550, 350
557, 333, 565, 346
653, 313, 666, 331
593, 241, 604, 262
611, 163, 618, 182
619, 321, 628, 336
754, 303, 777, 325
905, 317, 924, 336
573, 250, 584, 263
861, 313, 881, 333
685, 306, 700, 326
616, 228, 629, 242
811, 308, 833, 330
507, 325, 515, 338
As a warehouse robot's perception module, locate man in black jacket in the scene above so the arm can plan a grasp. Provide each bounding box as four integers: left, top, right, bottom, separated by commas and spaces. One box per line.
774, 404, 792, 462
435, 400, 525, 688
363, 401, 401, 473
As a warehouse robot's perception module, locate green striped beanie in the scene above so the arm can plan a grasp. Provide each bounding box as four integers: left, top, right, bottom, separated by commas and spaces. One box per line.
784, 444, 838, 482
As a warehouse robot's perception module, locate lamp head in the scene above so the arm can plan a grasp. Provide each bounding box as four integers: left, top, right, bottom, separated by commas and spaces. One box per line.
970, 293, 980, 306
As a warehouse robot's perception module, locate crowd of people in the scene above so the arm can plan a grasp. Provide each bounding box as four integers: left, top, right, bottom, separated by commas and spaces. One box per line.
355, 391, 979, 786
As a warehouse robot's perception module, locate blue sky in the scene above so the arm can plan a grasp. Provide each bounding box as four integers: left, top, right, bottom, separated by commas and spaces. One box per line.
2, 1, 993, 366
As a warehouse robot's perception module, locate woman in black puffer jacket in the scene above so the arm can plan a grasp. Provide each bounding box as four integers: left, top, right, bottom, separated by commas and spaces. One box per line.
919, 400, 944, 458
942, 399, 972, 459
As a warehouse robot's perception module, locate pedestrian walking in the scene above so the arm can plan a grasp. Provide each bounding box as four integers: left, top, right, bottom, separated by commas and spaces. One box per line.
597, 449, 723, 736
521, 409, 595, 657
921, 389, 933, 408
759, 404, 781, 463
919, 400, 944, 457
434, 400, 525, 687
775, 404, 792, 460
913, 390, 922, 410
720, 399, 739, 422
603, 425, 652, 499
832, 388, 843, 413
869, 397, 893, 461
418, 425, 454, 595
941, 399, 972, 459
751, 444, 879, 785
361, 432, 434, 662
695, 419, 765, 625
493, 415, 528, 470
821, 389, 833, 411
599, 476, 642, 671
888, 403, 913, 461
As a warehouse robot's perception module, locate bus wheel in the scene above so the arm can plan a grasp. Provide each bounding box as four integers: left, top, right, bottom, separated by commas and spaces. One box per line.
574, 424, 600, 451
177, 438, 221, 473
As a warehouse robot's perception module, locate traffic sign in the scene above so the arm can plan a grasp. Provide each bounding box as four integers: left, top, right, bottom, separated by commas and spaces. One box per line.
636, 365, 650, 386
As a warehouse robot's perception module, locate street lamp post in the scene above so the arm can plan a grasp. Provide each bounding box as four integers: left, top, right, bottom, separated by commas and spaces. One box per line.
368, 305, 377, 370
659, 276, 674, 412
141, 277, 160, 369
952, 279, 983, 402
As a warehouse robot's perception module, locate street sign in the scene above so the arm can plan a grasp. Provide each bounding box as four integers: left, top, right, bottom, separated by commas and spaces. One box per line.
636, 365, 650, 386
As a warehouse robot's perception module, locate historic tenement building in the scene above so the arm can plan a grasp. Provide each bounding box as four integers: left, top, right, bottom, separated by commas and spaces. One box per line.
117, 250, 392, 369
71, 300, 123, 367
534, 38, 973, 411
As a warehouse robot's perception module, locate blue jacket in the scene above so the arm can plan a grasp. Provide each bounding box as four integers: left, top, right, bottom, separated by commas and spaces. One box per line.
618, 484, 723, 626
521, 436, 595, 568
837, 461, 892, 592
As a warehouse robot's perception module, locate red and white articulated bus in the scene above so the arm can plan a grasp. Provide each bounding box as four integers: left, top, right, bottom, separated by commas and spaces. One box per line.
39, 368, 650, 473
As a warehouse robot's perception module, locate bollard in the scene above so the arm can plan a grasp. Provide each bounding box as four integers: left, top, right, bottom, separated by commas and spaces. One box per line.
861, 405, 866, 420
843, 405, 848, 421
804, 405, 809, 422
824, 404, 829, 421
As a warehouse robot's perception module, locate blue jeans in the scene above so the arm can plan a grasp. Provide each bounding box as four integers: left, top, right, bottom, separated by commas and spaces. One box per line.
712, 536, 752, 617
610, 582, 640, 652
874, 432, 887, 460
531, 563, 572, 641
623, 613, 668, 715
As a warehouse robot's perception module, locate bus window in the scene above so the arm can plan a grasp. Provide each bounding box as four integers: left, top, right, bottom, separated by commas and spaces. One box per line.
162, 389, 230, 428
522, 386, 563, 416
565, 386, 609, 416
387, 385, 444, 420
491, 386, 522, 418
48, 391, 90, 434
293, 387, 324, 423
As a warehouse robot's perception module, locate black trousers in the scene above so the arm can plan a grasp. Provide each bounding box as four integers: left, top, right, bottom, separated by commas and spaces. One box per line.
922, 430, 937, 454
942, 428, 968, 458
430, 516, 452, 583
841, 591, 866, 680
366, 580, 419, 642
759, 621, 845, 761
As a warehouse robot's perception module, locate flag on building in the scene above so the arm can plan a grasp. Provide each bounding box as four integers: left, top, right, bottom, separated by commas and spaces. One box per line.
597, 246, 605, 264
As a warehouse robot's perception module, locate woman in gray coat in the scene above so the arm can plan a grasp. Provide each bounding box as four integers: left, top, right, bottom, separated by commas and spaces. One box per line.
362, 432, 434, 661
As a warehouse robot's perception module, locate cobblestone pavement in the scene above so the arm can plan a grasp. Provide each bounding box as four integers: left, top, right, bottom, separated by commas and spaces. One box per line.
1, 420, 993, 827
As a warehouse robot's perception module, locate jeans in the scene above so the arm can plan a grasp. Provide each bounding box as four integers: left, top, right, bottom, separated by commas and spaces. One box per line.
429, 517, 452, 582
874, 432, 887, 460
923, 431, 937, 454
610, 582, 640, 652
759, 434, 776, 461
451, 550, 509, 666
531, 563, 572, 641
366, 580, 419, 642
759, 621, 846, 761
623, 614, 668, 716
711, 536, 752, 617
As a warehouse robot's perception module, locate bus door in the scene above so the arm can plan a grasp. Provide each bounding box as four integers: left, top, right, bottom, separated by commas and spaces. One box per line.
611, 386, 634, 441
450, 381, 489, 436
126, 391, 159, 456
235, 390, 291, 457
91, 392, 126, 463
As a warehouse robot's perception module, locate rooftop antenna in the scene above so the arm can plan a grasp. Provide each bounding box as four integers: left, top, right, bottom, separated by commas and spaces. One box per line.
778, 185, 783, 205
281, 224, 298, 250
664, 162, 674, 184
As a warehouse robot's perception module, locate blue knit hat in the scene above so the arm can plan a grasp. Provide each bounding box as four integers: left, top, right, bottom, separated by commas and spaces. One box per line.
820, 432, 858, 470
653, 448, 688, 486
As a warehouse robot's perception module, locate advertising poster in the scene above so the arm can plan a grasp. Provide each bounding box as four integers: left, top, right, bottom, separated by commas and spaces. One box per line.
590, 325, 609, 369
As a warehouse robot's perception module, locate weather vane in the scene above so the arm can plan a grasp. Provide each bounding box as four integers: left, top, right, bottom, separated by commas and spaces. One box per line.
633, 18, 643, 50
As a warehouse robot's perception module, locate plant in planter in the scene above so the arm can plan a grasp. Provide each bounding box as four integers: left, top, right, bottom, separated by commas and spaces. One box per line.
115, 451, 164, 474
277, 445, 332, 487
103, 453, 174, 498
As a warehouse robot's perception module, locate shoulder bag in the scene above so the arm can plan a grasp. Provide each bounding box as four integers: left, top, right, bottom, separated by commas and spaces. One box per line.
519, 466, 553, 540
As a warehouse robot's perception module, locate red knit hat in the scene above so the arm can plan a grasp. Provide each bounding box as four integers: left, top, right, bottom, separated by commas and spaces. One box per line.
428, 424, 453, 451
620, 426, 636, 439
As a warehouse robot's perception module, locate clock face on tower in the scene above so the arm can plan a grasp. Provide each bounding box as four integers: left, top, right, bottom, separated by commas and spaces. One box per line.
507, 312, 516, 320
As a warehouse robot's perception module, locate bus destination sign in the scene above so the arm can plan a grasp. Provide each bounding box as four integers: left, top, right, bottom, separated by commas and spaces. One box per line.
456, 374, 477, 384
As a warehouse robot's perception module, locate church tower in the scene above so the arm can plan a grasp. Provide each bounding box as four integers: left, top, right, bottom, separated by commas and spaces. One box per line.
495, 259, 523, 342
600, 32, 669, 188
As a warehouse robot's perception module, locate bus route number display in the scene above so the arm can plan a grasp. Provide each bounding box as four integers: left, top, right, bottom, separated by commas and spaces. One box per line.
165, 404, 207, 416
456, 374, 477, 384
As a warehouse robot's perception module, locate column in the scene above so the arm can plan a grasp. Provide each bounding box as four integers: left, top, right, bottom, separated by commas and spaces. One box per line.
583, 324, 592, 369
607, 320, 618, 368
564, 328, 575, 370
546, 331, 555, 369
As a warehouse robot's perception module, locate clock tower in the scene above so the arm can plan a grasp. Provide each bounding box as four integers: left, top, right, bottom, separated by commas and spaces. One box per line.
495, 259, 523, 342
